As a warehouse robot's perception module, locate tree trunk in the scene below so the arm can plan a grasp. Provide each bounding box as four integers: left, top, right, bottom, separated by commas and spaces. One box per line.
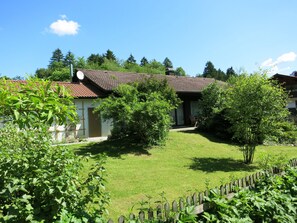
242, 144, 256, 164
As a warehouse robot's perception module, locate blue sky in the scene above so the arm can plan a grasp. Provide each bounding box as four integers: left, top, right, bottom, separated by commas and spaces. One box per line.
1, 0, 297, 78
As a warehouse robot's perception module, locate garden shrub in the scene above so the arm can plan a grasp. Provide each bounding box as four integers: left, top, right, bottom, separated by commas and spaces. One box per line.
199, 166, 297, 222
96, 76, 181, 146
0, 125, 109, 222
268, 121, 297, 145
0, 78, 78, 129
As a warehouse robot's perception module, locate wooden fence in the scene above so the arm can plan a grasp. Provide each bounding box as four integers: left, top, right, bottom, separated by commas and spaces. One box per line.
108, 158, 297, 223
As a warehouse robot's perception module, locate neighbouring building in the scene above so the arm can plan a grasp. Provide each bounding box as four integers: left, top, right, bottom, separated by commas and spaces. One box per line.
271, 73, 297, 121
70, 69, 221, 138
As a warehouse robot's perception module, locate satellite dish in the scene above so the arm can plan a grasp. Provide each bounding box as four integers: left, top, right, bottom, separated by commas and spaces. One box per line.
76, 71, 84, 80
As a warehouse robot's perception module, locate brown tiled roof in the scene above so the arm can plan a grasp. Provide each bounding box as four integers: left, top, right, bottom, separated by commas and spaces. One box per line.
271, 73, 297, 85
4, 80, 99, 98
271, 73, 297, 98
56, 82, 99, 98
78, 69, 219, 93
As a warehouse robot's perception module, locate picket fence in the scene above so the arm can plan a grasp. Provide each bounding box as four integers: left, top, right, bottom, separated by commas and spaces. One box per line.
107, 158, 297, 223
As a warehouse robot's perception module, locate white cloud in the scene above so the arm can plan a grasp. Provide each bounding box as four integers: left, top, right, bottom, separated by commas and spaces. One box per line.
49, 16, 80, 36
261, 58, 274, 67
260, 52, 297, 75
276, 52, 297, 63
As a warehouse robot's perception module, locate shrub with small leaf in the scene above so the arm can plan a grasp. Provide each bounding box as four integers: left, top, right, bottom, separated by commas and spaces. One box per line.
0, 125, 109, 222
198, 166, 297, 222
96, 76, 181, 146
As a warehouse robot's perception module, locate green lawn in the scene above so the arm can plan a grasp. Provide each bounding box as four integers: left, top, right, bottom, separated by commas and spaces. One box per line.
71, 130, 297, 220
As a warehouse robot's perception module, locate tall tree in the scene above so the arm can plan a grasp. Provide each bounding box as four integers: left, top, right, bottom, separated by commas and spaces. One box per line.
104, 49, 116, 61
87, 54, 104, 66
163, 57, 173, 68
226, 67, 236, 80
76, 56, 87, 68
63, 51, 76, 67
35, 68, 51, 79
224, 72, 289, 164
49, 48, 64, 66
140, 57, 148, 66
203, 61, 217, 78
175, 67, 186, 76
126, 54, 136, 64
217, 69, 226, 80
197, 82, 225, 130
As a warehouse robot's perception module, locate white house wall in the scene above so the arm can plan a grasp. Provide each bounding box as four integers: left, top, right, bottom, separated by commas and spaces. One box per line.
73, 99, 112, 138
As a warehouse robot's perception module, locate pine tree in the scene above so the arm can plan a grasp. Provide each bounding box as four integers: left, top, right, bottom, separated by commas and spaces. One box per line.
87, 54, 104, 65
64, 51, 76, 67
126, 54, 136, 64
226, 67, 236, 80
49, 48, 64, 65
203, 61, 216, 78
140, 57, 148, 66
104, 49, 116, 61
163, 57, 173, 68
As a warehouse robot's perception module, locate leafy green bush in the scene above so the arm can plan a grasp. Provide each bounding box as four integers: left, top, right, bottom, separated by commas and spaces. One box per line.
199, 166, 297, 222
0, 125, 109, 222
267, 121, 297, 145
0, 78, 78, 129
96, 76, 181, 146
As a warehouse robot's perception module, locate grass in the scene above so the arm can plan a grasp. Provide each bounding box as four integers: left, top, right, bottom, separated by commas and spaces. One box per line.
70, 130, 297, 220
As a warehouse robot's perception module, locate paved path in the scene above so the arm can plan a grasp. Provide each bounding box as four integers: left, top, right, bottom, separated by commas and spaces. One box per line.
56, 126, 196, 146
170, 126, 196, 132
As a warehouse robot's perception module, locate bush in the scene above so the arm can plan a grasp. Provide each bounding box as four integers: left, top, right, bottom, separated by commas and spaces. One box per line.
267, 121, 297, 145
96, 76, 181, 146
199, 166, 297, 222
0, 125, 109, 222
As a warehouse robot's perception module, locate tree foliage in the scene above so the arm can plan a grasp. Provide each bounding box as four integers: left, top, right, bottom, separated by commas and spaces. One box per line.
175, 67, 186, 76
202, 61, 217, 78
197, 83, 224, 129
0, 78, 78, 129
197, 72, 290, 164
87, 53, 104, 67
224, 73, 289, 164
126, 54, 136, 64
96, 76, 181, 145
104, 49, 116, 61
63, 51, 76, 67
140, 57, 149, 66
226, 66, 236, 79
35, 48, 74, 81
34, 49, 188, 81
198, 61, 237, 81
163, 57, 173, 68
199, 166, 297, 222
197, 82, 232, 139
49, 48, 64, 66
0, 124, 109, 222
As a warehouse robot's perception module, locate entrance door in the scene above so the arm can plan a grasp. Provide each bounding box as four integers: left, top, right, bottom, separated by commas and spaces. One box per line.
88, 108, 101, 137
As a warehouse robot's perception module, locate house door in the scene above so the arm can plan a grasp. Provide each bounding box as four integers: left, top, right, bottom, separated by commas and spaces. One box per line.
88, 108, 101, 137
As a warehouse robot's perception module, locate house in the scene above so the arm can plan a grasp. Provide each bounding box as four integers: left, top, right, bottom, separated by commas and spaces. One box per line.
1, 70, 220, 141
271, 73, 297, 118
66, 69, 220, 139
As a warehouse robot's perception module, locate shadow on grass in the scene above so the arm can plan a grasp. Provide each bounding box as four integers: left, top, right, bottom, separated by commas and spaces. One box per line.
180, 129, 235, 144
75, 138, 151, 159
189, 157, 258, 172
